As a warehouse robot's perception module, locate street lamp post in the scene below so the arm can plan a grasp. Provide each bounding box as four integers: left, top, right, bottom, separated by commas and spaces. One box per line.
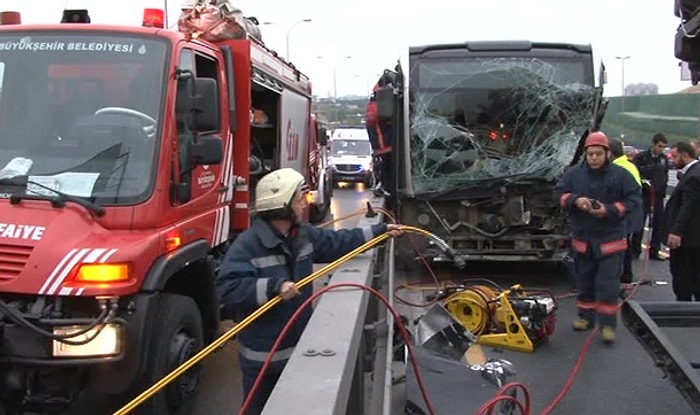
615, 55, 631, 113
262, 18, 311, 61
317, 56, 352, 99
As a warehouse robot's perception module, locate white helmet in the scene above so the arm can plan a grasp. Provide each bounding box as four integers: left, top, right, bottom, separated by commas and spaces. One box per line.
255, 168, 307, 213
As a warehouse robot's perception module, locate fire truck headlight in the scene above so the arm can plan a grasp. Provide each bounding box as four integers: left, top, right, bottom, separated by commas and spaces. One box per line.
52, 324, 122, 357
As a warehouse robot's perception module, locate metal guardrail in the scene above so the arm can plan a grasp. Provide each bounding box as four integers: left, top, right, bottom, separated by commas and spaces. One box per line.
622, 301, 700, 414
262, 208, 393, 415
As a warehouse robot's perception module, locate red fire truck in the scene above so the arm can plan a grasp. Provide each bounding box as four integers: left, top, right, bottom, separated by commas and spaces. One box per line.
0, 8, 331, 414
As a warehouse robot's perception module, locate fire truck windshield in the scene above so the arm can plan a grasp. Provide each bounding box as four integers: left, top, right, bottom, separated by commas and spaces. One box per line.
408, 54, 597, 195
0, 33, 168, 205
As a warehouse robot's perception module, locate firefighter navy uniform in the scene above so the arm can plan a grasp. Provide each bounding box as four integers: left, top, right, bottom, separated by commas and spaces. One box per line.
555, 133, 641, 343
214, 168, 390, 414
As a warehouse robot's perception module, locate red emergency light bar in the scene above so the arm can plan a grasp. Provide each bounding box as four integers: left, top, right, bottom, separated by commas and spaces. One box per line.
0, 11, 21, 25
143, 8, 165, 28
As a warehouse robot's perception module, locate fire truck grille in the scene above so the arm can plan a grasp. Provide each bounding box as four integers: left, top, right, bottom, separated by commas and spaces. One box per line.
336, 164, 362, 172
0, 244, 33, 280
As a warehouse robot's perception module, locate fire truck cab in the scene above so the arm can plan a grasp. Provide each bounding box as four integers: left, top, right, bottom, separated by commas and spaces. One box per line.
0, 8, 330, 414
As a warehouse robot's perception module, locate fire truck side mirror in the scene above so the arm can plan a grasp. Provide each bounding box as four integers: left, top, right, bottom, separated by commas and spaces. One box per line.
188, 77, 223, 166
193, 78, 219, 132
189, 135, 223, 166
375, 86, 395, 122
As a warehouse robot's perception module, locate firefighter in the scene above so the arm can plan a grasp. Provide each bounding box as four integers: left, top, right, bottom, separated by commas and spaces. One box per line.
555, 132, 641, 344
365, 71, 395, 207
215, 168, 403, 414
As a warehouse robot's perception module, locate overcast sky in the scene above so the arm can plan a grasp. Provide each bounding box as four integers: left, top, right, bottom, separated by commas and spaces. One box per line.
5, 0, 690, 98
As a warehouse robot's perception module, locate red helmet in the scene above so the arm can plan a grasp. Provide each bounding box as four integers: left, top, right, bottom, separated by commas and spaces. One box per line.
584, 131, 609, 149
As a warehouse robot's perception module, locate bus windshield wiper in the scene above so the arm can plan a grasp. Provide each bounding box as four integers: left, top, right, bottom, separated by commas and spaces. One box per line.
0, 176, 106, 217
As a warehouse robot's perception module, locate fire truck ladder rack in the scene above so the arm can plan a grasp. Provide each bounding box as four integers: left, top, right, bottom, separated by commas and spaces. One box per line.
622, 301, 700, 414
246, 36, 311, 94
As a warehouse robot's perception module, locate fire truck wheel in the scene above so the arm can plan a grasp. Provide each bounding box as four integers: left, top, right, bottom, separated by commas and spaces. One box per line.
136, 294, 204, 415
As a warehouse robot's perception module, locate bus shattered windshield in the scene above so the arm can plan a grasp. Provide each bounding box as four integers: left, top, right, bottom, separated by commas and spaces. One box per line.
409, 56, 597, 196
0, 33, 168, 205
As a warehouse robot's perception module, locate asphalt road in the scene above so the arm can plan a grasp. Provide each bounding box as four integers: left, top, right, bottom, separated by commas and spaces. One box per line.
51, 184, 374, 415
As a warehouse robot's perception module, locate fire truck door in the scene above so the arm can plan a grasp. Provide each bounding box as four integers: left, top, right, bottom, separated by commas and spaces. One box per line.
173, 48, 227, 205
278, 89, 310, 174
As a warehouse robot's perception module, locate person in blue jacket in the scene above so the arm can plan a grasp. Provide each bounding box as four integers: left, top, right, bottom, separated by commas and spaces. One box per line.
555, 131, 641, 344
215, 167, 403, 414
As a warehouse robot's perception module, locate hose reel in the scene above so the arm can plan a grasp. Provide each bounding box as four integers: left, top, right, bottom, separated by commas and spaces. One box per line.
440, 283, 558, 353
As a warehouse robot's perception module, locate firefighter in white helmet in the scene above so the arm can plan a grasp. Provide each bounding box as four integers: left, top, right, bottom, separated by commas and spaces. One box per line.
215, 167, 402, 414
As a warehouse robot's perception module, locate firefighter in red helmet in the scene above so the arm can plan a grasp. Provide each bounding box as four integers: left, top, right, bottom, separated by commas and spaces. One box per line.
555, 131, 642, 344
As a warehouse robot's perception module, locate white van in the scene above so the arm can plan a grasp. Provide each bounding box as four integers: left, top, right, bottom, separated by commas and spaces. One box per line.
328, 127, 374, 186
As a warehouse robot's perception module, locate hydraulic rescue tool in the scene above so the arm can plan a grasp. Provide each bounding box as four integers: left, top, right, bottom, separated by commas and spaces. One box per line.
436, 283, 557, 353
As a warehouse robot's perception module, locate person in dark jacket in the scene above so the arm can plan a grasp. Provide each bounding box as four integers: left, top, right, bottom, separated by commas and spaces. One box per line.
661, 142, 700, 301
215, 168, 402, 415
555, 131, 642, 344
632, 133, 671, 260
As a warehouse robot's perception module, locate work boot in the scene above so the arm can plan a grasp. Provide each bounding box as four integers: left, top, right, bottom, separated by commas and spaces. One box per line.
572, 319, 592, 331
601, 326, 615, 344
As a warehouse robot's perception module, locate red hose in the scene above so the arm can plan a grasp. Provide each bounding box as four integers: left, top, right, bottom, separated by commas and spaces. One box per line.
238, 282, 438, 415
476, 382, 531, 415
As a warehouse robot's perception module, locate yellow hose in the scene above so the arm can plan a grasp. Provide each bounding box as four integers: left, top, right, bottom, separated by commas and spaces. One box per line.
317, 205, 396, 228
113, 225, 434, 414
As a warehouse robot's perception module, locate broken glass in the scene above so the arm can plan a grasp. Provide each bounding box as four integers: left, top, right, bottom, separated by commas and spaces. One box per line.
409, 57, 597, 196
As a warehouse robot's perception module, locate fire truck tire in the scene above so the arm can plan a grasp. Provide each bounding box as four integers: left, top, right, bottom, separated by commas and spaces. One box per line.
134, 294, 203, 415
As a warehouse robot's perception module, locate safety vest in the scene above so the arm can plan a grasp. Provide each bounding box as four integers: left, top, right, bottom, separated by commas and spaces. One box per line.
613, 155, 642, 186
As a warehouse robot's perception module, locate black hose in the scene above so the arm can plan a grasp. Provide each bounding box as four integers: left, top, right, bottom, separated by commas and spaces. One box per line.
0, 300, 112, 346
